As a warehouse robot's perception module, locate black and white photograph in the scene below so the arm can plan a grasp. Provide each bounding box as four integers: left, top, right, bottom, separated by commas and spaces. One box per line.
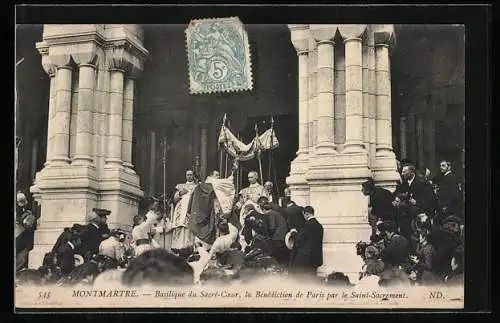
13, 4, 486, 310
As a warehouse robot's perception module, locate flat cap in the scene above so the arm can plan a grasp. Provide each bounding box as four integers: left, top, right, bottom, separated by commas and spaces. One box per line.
92, 208, 111, 216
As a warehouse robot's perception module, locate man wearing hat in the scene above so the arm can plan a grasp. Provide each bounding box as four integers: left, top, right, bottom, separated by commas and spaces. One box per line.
15, 191, 39, 271
98, 229, 127, 269
378, 220, 410, 268
55, 231, 83, 277
362, 178, 395, 239
80, 208, 111, 260
288, 206, 324, 278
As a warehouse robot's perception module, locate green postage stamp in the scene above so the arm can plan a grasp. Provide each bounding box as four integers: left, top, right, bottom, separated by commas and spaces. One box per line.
185, 17, 253, 94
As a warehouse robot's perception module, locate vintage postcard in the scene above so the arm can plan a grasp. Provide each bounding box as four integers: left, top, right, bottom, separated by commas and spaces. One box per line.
15, 17, 466, 309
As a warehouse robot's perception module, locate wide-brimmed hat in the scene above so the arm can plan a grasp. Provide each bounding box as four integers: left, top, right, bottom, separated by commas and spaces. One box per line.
284, 229, 298, 250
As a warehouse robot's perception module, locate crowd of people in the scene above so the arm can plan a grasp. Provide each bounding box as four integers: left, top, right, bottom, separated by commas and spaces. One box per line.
15, 165, 329, 287
15, 158, 464, 289
356, 159, 464, 287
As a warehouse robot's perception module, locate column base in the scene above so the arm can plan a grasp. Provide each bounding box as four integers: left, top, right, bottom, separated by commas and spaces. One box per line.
286, 153, 310, 206
342, 143, 367, 154
307, 152, 371, 181
305, 151, 372, 279
122, 162, 136, 174
101, 167, 144, 231
104, 158, 124, 169
49, 156, 71, 166
314, 143, 337, 156
29, 165, 100, 269
72, 155, 94, 166
374, 149, 400, 191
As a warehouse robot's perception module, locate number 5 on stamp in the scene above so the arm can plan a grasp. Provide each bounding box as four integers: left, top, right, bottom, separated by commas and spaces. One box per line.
185, 17, 254, 94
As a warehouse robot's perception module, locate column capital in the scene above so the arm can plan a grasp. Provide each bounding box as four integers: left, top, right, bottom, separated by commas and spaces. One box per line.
309, 24, 339, 43
36, 42, 57, 76
372, 24, 396, 47
338, 24, 367, 41
288, 24, 311, 54
46, 44, 74, 69
71, 42, 99, 67
106, 39, 148, 79
317, 39, 335, 46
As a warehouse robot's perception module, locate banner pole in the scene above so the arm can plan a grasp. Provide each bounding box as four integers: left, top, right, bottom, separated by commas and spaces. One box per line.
270, 116, 279, 198
219, 113, 227, 175
255, 123, 263, 184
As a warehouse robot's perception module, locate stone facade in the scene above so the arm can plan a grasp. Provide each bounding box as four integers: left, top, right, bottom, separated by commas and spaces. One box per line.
286, 24, 400, 277
29, 25, 149, 268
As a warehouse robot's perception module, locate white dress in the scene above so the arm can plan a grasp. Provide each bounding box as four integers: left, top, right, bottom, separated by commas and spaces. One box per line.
132, 215, 157, 257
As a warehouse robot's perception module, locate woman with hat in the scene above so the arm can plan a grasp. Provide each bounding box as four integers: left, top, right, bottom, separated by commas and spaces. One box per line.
131, 213, 160, 257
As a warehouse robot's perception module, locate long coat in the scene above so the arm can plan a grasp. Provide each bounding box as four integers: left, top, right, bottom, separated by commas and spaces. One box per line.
289, 217, 324, 272
56, 243, 77, 276
436, 172, 462, 219
80, 223, 110, 259
396, 178, 436, 216
283, 204, 305, 231
369, 186, 395, 220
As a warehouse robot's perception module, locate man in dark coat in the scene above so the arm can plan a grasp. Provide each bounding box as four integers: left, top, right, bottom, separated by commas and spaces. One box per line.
362, 178, 395, 238
289, 206, 324, 278
283, 201, 305, 231
379, 220, 410, 267
240, 203, 269, 247
55, 232, 82, 277
15, 192, 40, 270
262, 202, 289, 266
79, 208, 111, 260
435, 160, 463, 224
396, 163, 435, 217
429, 215, 462, 277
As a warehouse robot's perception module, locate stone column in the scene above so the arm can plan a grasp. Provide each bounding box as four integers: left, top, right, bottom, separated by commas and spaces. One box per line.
308, 42, 318, 155
45, 75, 57, 164
200, 122, 208, 180
399, 116, 408, 160
38, 45, 57, 166
122, 77, 135, 172
367, 28, 378, 169
105, 68, 125, 168
362, 38, 370, 156
286, 24, 312, 206
375, 44, 392, 154
51, 60, 73, 165
72, 55, 97, 166
297, 49, 309, 156
373, 26, 399, 188
339, 25, 367, 153
334, 42, 346, 149
314, 38, 336, 154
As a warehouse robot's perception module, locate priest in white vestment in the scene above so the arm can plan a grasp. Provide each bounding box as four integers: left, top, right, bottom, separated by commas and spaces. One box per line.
170, 170, 198, 251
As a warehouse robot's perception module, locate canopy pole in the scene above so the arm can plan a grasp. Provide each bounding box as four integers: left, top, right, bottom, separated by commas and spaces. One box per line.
270, 116, 279, 197
255, 123, 263, 184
